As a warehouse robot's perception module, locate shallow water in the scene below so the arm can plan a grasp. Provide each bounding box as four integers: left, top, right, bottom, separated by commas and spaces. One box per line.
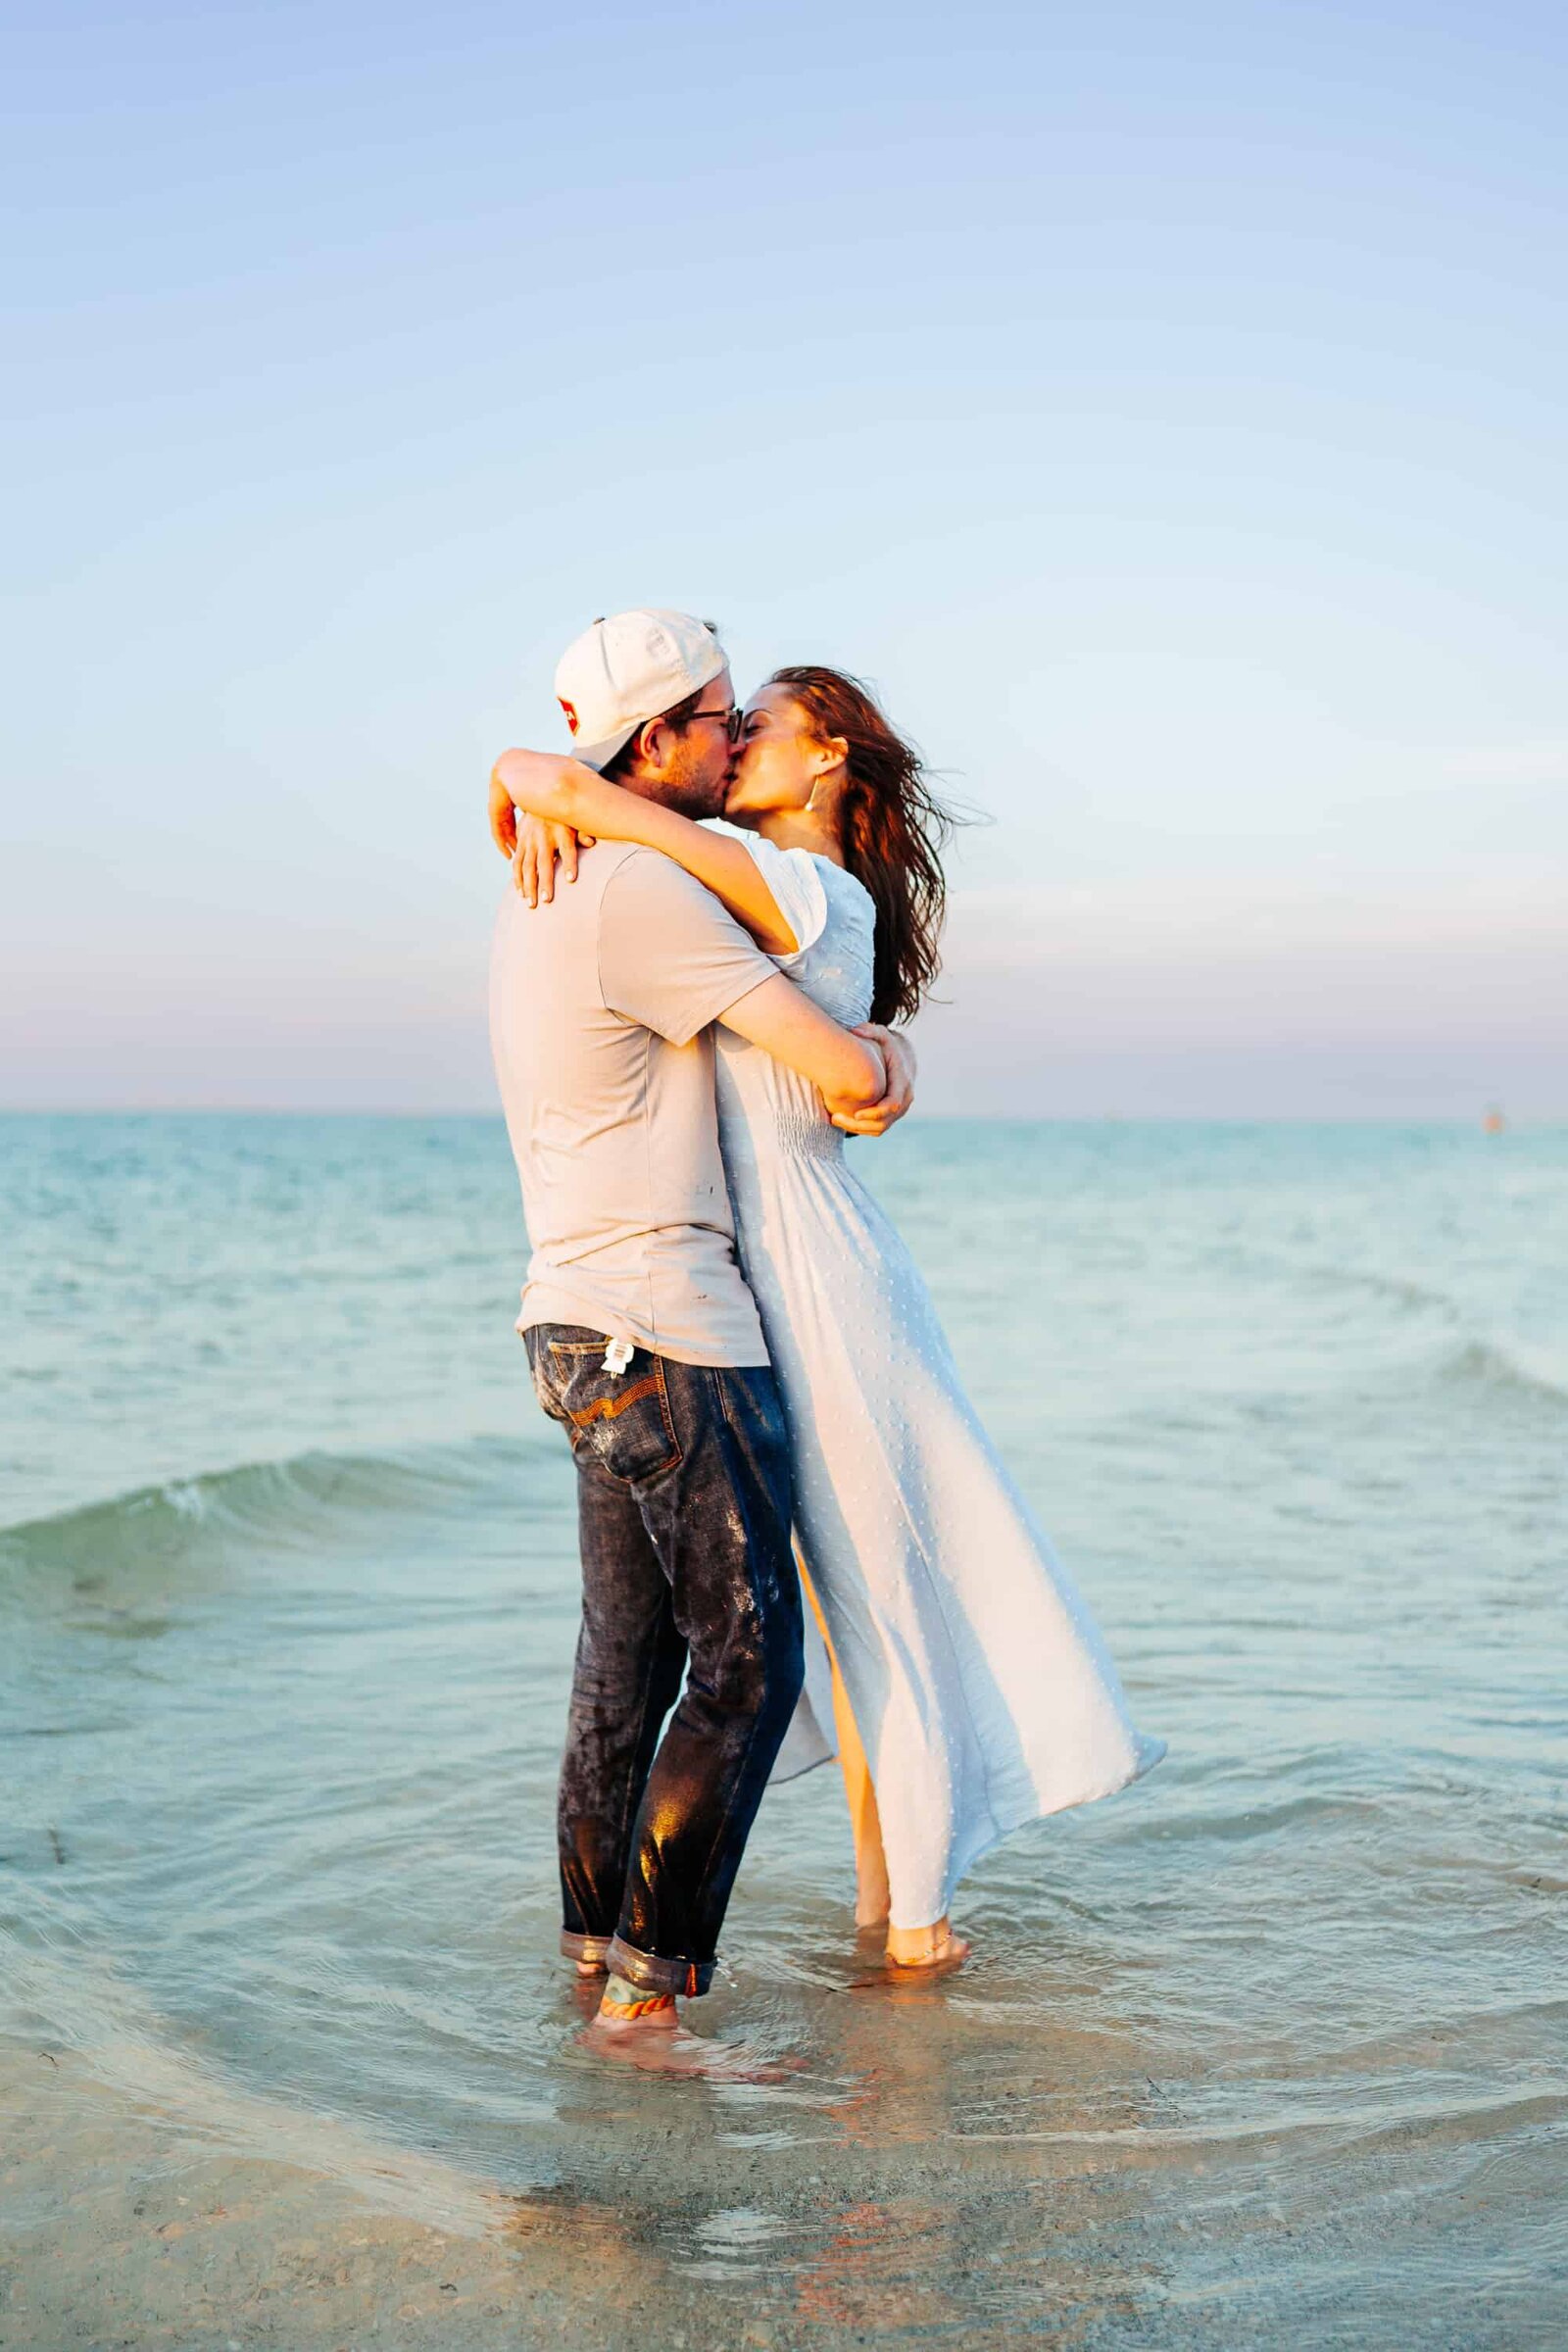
3, 1114, 1565, 2343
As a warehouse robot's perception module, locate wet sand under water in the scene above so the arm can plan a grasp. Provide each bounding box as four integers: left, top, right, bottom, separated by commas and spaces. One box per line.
5, 1949, 1564, 2352
4, 1117, 1567, 2346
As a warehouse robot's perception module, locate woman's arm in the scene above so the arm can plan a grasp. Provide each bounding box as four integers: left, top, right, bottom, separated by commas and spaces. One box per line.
489, 749, 799, 955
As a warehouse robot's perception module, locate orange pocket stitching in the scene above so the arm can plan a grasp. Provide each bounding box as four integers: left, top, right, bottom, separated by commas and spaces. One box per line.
565, 1372, 663, 1429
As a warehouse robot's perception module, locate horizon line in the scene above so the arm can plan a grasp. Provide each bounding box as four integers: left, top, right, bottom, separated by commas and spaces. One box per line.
0, 1105, 1559, 1129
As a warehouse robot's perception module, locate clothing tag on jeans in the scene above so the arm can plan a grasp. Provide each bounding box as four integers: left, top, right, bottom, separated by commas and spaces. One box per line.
602, 1338, 634, 1376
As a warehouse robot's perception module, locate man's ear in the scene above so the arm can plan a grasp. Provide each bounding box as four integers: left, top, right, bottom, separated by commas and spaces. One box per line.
634, 716, 668, 775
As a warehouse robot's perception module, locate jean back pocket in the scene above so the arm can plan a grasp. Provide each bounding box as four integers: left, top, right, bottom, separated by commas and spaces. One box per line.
534, 1332, 682, 1485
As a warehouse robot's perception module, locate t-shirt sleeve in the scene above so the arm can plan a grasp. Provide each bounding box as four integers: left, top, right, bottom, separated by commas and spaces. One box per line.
737, 834, 831, 967
597, 848, 781, 1046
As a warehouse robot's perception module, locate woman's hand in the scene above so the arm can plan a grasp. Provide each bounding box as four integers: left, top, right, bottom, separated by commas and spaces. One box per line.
513, 813, 594, 906
489, 751, 595, 905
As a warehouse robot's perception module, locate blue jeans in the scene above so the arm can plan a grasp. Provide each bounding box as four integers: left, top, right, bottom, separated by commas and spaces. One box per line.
525, 1326, 804, 1997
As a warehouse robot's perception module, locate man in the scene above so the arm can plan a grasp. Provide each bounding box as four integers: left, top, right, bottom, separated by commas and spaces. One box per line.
489, 610, 911, 2065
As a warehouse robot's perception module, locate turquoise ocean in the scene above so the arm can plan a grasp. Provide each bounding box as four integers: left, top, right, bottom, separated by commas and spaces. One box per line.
2, 1113, 1564, 2343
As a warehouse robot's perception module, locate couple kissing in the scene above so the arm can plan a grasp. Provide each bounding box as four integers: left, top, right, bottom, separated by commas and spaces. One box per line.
488, 608, 1163, 2070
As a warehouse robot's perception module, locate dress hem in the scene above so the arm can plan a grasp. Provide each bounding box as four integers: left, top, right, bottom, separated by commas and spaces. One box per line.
909, 1732, 1169, 1933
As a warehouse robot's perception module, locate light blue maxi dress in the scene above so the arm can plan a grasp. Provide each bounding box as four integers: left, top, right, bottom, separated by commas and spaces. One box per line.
715, 835, 1165, 1929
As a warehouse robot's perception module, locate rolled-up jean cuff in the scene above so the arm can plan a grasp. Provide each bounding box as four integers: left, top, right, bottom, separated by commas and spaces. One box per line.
560, 1929, 613, 1969
605, 1935, 712, 1999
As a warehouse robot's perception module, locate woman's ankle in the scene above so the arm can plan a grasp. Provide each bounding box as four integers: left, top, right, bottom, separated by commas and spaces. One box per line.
885, 1915, 959, 1967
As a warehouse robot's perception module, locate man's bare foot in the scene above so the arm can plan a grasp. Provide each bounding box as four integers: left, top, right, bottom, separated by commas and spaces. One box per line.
580, 2007, 789, 2081
568, 1971, 607, 2021
563, 1931, 611, 1978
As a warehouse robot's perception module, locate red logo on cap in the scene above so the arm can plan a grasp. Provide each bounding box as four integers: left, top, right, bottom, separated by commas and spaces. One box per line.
559, 698, 579, 735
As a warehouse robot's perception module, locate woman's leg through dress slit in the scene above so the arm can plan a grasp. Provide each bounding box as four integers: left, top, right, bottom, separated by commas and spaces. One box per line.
797, 1555, 967, 1966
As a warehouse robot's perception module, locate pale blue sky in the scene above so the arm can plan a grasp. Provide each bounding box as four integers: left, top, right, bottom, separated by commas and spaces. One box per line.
5, 0, 1565, 1113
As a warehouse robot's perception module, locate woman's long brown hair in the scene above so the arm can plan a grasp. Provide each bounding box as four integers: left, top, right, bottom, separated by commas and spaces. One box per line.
767, 664, 956, 1027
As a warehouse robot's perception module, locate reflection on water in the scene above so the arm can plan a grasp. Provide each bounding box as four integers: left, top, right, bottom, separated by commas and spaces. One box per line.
2, 1117, 1566, 2341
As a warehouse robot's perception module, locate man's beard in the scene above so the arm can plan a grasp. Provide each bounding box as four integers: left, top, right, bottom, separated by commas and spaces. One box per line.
658, 753, 730, 820
664, 781, 727, 818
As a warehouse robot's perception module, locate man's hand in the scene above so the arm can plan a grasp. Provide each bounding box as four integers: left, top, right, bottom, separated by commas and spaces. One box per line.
832, 1023, 917, 1136
513, 813, 594, 906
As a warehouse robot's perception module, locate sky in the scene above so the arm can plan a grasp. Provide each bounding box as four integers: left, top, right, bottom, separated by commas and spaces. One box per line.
4, 0, 1565, 1117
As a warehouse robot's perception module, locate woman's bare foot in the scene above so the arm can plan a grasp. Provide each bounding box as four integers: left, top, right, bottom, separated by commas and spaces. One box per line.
884, 1916, 970, 1975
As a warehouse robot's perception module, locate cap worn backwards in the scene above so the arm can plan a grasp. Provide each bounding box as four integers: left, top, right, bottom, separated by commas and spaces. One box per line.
552, 610, 725, 772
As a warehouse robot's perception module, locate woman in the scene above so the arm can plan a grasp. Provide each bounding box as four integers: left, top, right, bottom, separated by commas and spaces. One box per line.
489, 667, 1164, 1971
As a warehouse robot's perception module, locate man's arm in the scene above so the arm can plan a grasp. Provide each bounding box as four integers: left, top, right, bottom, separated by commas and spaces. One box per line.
716, 975, 887, 1120
597, 849, 897, 1122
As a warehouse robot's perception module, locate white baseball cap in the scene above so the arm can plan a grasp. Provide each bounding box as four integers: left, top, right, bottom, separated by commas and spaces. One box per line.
552, 609, 727, 772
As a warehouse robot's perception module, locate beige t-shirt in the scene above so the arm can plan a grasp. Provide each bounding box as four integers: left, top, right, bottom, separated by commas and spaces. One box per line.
489, 841, 776, 1366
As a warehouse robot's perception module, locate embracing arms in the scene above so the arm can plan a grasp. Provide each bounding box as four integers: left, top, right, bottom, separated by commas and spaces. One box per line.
490, 751, 799, 952
718, 974, 889, 1121
488, 750, 917, 1137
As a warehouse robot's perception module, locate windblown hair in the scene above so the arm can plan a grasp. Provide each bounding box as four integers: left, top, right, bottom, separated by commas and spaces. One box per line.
767, 664, 956, 1027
